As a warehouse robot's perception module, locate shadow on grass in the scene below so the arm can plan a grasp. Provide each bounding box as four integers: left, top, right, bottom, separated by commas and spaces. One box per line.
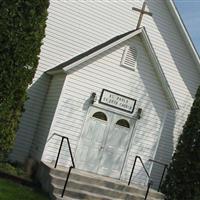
0, 178, 49, 200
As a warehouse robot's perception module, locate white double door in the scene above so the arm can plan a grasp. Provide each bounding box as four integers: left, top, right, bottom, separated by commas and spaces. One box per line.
75, 107, 135, 179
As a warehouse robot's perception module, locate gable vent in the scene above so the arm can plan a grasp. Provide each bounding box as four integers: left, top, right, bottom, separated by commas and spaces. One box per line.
121, 46, 137, 70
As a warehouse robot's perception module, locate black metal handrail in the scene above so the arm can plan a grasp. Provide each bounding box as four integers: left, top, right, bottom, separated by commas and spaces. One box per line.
52, 134, 167, 198
128, 156, 151, 185
51, 133, 75, 198
128, 156, 153, 200
53, 133, 75, 169
148, 159, 168, 192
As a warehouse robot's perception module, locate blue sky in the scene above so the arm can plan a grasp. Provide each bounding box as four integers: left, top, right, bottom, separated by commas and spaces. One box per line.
175, 0, 200, 54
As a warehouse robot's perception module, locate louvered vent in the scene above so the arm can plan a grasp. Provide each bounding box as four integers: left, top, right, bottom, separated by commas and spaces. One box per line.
121, 46, 137, 70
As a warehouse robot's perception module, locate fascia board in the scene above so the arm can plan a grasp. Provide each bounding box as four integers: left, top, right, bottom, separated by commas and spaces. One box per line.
141, 28, 179, 110
63, 29, 143, 72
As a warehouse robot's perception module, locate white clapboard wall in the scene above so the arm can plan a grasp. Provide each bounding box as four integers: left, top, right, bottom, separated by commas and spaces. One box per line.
41, 35, 169, 185
11, 0, 200, 187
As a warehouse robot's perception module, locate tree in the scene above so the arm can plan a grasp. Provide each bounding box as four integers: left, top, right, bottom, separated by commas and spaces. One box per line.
161, 86, 200, 200
0, 0, 49, 159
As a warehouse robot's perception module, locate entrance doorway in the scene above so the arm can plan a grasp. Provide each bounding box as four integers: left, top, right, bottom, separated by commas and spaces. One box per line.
75, 107, 135, 179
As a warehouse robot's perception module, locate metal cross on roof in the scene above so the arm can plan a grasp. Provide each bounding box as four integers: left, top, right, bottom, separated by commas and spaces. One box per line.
132, 1, 153, 29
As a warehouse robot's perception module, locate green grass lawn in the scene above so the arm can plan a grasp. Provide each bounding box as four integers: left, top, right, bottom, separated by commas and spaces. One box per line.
0, 178, 49, 200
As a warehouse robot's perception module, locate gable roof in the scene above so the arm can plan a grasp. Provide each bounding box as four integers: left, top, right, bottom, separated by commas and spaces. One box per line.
167, 0, 200, 70
46, 28, 178, 110
46, 29, 137, 74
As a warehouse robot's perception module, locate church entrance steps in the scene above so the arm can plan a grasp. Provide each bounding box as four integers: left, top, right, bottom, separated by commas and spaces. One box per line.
38, 162, 165, 200
52, 188, 122, 200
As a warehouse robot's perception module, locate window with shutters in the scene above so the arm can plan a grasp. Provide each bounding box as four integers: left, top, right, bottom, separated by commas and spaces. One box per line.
121, 46, 137, 70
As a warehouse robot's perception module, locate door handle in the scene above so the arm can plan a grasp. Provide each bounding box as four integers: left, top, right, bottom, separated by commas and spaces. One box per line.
99, 146, 104, 151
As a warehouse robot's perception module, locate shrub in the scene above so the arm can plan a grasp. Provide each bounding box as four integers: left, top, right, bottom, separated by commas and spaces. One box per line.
161, 86, 200, 200
0, 0, 49, 159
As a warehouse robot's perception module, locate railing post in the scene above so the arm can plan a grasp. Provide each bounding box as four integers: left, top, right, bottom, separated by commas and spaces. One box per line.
144, 180, 153, 200
54, 137, 64, 168
158, 164, 168, 192
138, 157, 150, 178
66, 138, 75, 167
50, 134, 76, 198
128, 156, 138, 185
61, 166, 73, 197
129, 156, 153, 200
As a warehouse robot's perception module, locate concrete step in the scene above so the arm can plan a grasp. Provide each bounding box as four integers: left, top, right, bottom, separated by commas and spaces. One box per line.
52, 181, 142, 200
41, 162, 165, 200
69, 173, 163, 199
49, 170, 164, 199
52, 185, 161, 200
53, 194, 79, 200
53, 178, 163, 200
53, 187, 126, 200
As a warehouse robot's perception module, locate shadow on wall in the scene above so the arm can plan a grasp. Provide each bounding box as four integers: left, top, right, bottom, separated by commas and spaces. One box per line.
148, 1, 200, 98
147, 0, 199, 99
30, 73, 66, 163
146, 0, 200, 189
123, 37, 172, 186
150, 95, 194, 189
126, 141, 158, 186
10, 73, 51, 163
150, 111, 175, 189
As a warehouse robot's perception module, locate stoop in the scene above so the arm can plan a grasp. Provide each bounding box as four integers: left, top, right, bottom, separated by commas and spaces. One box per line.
37, 162, 165, 200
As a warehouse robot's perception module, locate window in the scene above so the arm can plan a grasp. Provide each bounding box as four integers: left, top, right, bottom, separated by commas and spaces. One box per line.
121, 46, 137, 70
116, 119, 130, 128
92, 112, 107, 121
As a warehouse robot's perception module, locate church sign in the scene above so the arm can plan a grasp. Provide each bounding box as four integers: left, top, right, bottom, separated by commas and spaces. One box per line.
99, 89, 136, 113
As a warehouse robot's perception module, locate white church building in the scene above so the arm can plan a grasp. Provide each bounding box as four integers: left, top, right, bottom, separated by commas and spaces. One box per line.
11, 0, 200, 193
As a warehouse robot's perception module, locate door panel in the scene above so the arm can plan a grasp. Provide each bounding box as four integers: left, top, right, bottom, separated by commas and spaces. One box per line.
98, 115, 133, 178
75, 107, 111, 173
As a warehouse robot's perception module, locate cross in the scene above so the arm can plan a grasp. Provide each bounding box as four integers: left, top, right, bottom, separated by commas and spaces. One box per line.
132, 1, 153, 29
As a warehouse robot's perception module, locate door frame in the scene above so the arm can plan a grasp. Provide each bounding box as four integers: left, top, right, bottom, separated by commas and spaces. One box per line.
75, 105, 138, 179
